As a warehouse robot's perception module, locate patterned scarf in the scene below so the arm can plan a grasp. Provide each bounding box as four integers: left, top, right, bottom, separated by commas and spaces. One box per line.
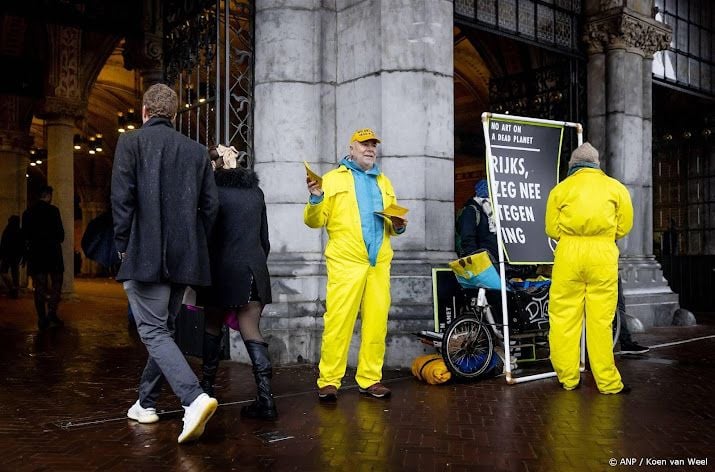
475, 197, 497, 234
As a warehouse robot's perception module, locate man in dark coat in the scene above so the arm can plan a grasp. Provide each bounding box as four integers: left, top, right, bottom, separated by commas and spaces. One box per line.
111, 83, 220, 444
22, 186, 65, 329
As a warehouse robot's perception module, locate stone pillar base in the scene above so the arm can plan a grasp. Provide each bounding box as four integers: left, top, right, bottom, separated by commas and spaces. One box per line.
621, 256, 679, 330
229, 256, 450, 368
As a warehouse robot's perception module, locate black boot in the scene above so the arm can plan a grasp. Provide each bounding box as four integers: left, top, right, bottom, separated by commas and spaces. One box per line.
241, 340, 277, 420
200, 331, 222, 397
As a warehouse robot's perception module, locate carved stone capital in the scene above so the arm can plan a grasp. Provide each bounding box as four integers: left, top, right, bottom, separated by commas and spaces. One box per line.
46, 25, 82, 101
0, 95, 29, 131
0, 130, 33, 153
584, 8, 672, 57
37, 96, 87, 121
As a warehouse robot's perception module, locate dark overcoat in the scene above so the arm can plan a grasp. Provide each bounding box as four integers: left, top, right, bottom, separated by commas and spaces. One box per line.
21, 201, 64, 274
202, 168, 272, 306
111, 117, 219, 285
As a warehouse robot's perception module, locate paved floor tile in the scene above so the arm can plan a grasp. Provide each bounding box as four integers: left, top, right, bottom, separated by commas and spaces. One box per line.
0, 280, 713, 471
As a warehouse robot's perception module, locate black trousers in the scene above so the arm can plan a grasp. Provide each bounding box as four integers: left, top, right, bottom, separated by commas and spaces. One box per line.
31, 271, 63, 318
617, 277, 634, 344
0, 260, 19, 292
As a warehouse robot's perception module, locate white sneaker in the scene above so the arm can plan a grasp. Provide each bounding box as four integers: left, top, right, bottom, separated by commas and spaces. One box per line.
177, 393, 218, 444
127, 400, 159, 424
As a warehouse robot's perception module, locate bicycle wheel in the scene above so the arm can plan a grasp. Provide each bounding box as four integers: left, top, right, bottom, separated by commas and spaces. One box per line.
441, 316, 494, 378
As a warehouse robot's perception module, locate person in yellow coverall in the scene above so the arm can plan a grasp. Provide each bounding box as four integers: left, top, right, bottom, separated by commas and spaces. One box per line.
545, 142, 633, 394
304, 128, 406, 402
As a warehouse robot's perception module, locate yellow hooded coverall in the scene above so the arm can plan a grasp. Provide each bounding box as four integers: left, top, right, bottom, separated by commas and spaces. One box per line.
304, 166, 402, 389
545, 168, 633, 393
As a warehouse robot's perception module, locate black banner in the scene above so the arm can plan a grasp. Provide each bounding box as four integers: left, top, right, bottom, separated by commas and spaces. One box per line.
485, 116, 564, 264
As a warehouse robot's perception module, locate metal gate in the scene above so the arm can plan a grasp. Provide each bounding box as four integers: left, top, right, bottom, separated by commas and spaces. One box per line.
488, 60, 586, 171
455, 0, 582, 56
164, 0, 254, 166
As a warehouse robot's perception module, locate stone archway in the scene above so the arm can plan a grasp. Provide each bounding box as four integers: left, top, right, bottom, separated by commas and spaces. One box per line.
453, 26, 581, 212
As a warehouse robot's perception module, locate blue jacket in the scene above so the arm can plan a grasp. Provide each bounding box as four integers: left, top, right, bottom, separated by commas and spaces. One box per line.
342, 157, 385, 266
306, 157, 403, 266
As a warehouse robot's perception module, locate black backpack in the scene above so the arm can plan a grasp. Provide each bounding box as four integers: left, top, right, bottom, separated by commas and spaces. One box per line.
455, 202, 480, 257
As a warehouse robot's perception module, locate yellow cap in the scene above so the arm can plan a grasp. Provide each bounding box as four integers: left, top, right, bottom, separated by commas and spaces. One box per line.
350, 128, 381, 144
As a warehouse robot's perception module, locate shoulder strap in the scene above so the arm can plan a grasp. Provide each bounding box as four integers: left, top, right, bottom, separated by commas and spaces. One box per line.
470, 203, 480, 226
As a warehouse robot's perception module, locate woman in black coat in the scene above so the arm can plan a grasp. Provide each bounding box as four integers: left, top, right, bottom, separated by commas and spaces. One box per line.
200, 145, 276, 419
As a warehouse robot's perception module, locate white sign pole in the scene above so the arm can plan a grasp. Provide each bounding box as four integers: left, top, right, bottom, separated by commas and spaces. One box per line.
482, 112, 583, 385
481, 114, 513, 381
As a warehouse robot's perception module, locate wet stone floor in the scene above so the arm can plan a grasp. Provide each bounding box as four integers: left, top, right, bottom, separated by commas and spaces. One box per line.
0, 280, 714, 471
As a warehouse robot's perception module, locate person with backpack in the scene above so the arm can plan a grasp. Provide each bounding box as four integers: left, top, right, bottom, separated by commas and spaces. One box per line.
456, 179, 498, 259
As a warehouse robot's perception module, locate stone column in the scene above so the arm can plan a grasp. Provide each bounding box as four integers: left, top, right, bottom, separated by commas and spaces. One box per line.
45, 114, 77, 293
0, 18, 33, 290
252, 0, 335, 364
253, 0, 454, 367
0, 128, 31, 290
642, 55, 654, 256
0, 129, 31, 228
335, 0, 454, 366
584, 2, 677, 328
40, 25, 86, 294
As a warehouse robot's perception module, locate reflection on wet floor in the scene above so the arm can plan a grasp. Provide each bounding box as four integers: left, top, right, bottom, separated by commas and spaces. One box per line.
0, 280, 713, 471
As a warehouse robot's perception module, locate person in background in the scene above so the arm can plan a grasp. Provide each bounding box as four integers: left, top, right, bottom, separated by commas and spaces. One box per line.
456, 178, 535, 280
661, 218, 678, 256
198, 144, 277, 420
112, 83, 219, 443
545, 142, 633, 395
22, 186, 65, 329
0, 215, 23, 298
304, 128, 406, 402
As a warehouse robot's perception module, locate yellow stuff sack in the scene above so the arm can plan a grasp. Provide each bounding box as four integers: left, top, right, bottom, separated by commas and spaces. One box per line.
411, 354, 452, 385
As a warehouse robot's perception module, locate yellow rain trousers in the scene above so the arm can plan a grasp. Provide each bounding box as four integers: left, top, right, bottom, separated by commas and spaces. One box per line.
545, 168, 633, 394
304, 166, 402, 389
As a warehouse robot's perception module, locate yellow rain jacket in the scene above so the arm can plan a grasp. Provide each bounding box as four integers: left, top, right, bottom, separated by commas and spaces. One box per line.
411, 354, 452, 384
305, 165, 402, 389
545, 168, 633, 394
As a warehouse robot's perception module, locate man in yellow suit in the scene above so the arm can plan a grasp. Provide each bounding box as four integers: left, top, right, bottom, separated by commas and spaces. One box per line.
545, 142, 633, 394
305, 128, 406, 402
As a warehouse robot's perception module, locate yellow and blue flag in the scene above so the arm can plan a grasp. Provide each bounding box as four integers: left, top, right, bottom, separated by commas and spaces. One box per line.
449, 250, 503, 291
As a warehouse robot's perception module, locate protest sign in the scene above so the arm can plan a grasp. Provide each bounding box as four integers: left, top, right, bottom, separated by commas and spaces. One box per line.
483, 116, 564, 264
